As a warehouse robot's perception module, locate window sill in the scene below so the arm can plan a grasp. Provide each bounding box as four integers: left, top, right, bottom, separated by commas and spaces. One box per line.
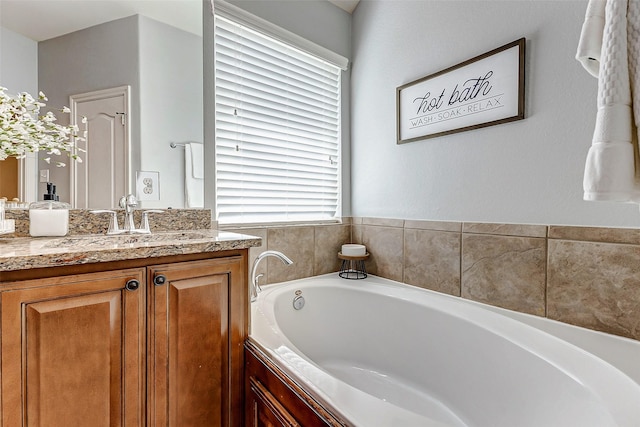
218, 218, 349, 230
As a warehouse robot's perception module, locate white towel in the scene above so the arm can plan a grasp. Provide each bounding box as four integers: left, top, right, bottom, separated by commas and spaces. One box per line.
189, 142, 204, 179
578, 0, 640, 203
576, 0, 606, 77
184, 143, 204, 208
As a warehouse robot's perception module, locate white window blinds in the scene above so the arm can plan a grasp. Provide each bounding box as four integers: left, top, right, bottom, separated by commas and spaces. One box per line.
214, 15, 341, 224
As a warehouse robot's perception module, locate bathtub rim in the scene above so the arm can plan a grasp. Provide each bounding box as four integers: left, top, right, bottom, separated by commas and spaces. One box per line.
254, 272, 640, 385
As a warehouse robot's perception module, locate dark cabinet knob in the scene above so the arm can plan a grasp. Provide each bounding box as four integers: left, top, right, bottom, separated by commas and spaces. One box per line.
153, 274, 167, 286
125, 279, 140, 292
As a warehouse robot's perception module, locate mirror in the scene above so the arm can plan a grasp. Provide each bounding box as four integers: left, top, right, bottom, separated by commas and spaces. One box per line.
0, 0, 203, 209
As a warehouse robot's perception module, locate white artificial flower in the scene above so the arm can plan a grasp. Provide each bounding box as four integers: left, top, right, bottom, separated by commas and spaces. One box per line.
0, 87, 85, 165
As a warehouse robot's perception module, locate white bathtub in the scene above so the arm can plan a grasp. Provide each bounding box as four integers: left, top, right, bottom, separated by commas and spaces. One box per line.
250, 274, 640, 427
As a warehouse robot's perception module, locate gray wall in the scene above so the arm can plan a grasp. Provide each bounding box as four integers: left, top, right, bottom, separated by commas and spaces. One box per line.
38, 15, 141, 204
351, 0, 640, 228
37, 15, 202, 209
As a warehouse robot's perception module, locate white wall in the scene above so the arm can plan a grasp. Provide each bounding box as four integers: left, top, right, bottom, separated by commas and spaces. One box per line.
1, 27, 38, 95
351, 0, 640, 227
139, 15, 202, 209
1, 27, 39, 202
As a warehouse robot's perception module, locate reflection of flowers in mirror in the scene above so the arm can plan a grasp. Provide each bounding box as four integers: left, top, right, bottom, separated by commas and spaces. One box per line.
0, 87, 87, 167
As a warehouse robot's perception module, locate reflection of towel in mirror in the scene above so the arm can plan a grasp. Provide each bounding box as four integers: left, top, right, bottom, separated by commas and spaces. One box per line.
190, 142, 204, 179
577, 0, 640, 203
185, 143, 204, 208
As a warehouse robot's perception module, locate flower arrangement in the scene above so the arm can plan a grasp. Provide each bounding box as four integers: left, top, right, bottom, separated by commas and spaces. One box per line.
0, 86, 85, 167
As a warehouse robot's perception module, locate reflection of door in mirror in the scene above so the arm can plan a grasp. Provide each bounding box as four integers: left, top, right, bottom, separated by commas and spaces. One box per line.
0, 157, 18, 200
70, 86, 130, 209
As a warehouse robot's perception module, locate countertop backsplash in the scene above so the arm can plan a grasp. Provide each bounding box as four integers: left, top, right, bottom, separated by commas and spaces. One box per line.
3, 208, 213, 237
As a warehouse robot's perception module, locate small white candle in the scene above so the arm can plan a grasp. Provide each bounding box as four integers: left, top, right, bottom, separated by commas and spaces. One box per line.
342, 244, 366, 256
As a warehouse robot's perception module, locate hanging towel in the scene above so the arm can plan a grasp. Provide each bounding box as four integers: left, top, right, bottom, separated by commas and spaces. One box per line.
184, 143, 204, 208
576, 0, 606, 77
190, 142, 204, 179
578, 0, 640, 203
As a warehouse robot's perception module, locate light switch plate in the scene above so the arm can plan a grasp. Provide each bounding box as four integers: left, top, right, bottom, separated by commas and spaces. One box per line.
136, 171, 160, 201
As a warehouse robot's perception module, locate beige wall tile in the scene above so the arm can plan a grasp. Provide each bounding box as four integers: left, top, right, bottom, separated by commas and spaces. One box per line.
314, 224, 351, 275
227, 227, 268, 284
549, 225, 640, 244
462, 234, 546, 316
360, 225, 404, 281
352, 224, 363, 245
267, 226, 314, 283
362, 217, 404, 228
547, 240, 640, 340
404, 229, 461, 296
463, 222, 547, 238
404, 220, 461, 232
224, 217, 640, 342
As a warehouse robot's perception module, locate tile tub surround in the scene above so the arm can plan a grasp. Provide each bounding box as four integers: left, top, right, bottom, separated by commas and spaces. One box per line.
230, 217, 640, 341
353, 218, 640, 342
461, 233, 547, 316
226, 220, 351, 286
4, 208, 212, 237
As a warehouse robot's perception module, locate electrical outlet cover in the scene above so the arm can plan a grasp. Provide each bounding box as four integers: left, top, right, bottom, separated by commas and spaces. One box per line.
136, 171, 160, 201
39, 169, 50, 183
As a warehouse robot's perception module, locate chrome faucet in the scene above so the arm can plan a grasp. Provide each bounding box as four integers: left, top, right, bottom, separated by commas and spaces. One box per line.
250, 250, 293, 302
91, 194, 163, 234
119, 194, 138, 232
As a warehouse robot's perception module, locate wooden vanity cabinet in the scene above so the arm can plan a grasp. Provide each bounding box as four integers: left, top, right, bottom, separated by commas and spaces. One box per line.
0, 252, 248, 427
1, 268, 147, 427
148, 257, 246, 427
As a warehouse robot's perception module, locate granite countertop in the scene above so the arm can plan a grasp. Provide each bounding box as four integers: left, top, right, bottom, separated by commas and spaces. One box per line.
0, 230, 261, 272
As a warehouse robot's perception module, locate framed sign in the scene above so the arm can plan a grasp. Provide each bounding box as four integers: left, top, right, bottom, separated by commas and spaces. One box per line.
397, 38, 525, 144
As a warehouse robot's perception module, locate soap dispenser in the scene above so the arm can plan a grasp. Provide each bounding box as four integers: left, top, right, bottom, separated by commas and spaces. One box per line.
29, 182, 71, 237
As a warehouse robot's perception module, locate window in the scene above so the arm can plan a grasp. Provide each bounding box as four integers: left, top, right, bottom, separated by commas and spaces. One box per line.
214, 14, 342, 224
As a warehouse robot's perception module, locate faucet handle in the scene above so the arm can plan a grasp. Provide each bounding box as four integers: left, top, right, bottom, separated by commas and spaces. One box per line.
138, 210, 164, 234
119, 194, 138, 212
90, 210, 123, 235
254, 273, 264, 293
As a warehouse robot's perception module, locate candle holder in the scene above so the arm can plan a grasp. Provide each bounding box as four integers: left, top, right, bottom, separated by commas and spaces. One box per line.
338, 252, 369, 280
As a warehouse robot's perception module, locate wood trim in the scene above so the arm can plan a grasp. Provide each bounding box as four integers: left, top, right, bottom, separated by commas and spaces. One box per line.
248, 377, 300, 426
245, 339, 350, 427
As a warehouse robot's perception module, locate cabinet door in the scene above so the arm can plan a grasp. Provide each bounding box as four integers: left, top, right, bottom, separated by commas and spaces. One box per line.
1, 269, 146, 427
147, 256, 247, 427
247, 377, 300, 427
